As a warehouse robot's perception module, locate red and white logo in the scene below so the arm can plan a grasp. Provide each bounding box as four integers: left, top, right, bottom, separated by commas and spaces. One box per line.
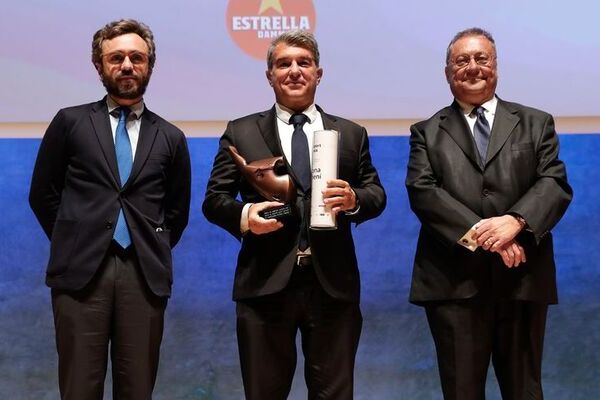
226, 0, 317, 60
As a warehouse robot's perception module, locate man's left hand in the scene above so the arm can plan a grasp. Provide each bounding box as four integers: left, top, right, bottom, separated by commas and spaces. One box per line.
474, 214, 525, 251
322, 179, 357, 215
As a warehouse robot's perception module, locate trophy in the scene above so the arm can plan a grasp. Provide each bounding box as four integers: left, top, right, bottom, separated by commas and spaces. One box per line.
227, 146, 296, 220
310, 130, 339, 229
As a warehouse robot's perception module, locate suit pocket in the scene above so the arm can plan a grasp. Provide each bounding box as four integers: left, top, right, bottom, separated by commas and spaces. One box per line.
147, 152, 171, 162
511, 142, 534, 152
48, 219, 80, 276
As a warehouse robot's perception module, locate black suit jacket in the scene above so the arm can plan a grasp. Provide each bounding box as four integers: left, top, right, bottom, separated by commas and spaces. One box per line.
29, 98, 191, 297
406, 98, 572, 305
202, 106, 386, 302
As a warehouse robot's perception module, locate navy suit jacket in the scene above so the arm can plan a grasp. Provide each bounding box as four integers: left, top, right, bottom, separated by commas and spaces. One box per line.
30, 98, 191, 297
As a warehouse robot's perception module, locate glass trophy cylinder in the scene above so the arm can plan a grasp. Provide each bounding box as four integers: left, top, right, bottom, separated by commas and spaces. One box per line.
310, 129, 339, 229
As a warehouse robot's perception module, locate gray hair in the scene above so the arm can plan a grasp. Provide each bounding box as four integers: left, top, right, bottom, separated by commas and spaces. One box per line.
446, 27, 496, 64
266, 30, 320, 69
92, 19, 156, 70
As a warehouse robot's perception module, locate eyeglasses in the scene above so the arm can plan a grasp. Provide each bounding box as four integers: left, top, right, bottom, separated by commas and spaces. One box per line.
450, 53, 495, 69
103, 51, 149, 66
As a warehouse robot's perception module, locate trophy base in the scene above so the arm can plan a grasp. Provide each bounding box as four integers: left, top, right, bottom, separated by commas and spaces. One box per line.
259, 204, 294, 221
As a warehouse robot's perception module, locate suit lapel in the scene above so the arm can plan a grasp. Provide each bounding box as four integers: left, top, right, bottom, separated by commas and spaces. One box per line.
486, 98, 519, 165
319, 106, 340, 134
127, 108, 158, 188
90, 99, 120, 188
439, 102, 482, 169
257, 107, 309, 191
257, 107, 284, 157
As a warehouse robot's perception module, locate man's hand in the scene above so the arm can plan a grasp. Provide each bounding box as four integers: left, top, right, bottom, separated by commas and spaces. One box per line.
322, 179, 357, 215
495, 239, 527, 268
248, 201, 284, 234
474, 215, 525, 252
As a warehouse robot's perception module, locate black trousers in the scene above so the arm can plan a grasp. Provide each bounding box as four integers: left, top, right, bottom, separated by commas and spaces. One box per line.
51, 243, 167, 400
236, 262, 362, 400
425, 297, 548, 400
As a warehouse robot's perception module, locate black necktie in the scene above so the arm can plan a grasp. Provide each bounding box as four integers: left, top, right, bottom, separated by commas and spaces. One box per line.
289, 113, 311, 251
289, 113, 311, 191
473, 106, 491, 165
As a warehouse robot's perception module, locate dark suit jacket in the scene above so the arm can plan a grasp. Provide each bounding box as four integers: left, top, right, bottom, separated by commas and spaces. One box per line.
406, 98, 572, 305
29, 98, 191, 297
202, 105, 386, 302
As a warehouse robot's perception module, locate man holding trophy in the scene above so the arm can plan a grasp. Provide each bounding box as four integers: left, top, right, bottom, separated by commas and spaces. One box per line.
203, 30, 386, 399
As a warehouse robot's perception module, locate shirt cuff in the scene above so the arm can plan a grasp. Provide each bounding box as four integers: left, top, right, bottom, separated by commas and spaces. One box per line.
457, 223, 479, 252
240, 203, 252, 234
344, 203, 361, 216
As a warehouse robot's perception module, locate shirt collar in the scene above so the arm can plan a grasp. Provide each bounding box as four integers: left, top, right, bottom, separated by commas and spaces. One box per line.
456, 95, 498, 116
275, 103, 319, 124
106, 96, 145, 119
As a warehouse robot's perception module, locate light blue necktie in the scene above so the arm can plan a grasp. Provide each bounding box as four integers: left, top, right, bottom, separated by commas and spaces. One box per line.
113, 107, 132, 248
473, 106, 491, 165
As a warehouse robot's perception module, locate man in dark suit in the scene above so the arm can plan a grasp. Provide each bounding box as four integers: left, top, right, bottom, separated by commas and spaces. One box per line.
406, 27, 572, 399
29, 19, 191, 399
203, 30, 386, 399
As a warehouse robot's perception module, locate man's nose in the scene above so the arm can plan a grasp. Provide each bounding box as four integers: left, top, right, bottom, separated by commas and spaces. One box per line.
289, 62, 301, 75
465, 58, 480, 73
120, 56, 134, 70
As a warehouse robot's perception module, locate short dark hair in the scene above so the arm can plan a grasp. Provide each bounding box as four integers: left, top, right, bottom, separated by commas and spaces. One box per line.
92, 19, 156, 70
267, 30, 320, 69
446, 27, 496, 64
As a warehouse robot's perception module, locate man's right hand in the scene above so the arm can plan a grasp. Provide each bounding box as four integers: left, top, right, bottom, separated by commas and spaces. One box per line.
493, 239, 527, 268
248, 201, 285, 234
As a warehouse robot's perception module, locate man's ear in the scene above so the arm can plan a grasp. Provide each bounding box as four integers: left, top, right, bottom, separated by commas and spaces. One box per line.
444, 65, 451, 84
265, 70, 273, 86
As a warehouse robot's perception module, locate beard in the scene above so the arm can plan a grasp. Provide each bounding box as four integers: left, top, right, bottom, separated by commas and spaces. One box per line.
100, 69, 151, 100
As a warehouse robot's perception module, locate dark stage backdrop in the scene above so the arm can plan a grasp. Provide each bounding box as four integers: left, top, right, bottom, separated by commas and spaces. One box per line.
0, 135, 597, 399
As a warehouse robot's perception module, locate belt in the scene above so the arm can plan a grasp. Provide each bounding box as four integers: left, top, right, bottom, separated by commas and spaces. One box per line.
296, 255, 313, 267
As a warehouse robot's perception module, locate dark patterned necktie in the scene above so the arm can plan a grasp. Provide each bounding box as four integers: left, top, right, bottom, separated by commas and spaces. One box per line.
289, 113, 311, 191
473, 106, 491, 165
113, 107, 132, 248
289, 113, 311, 250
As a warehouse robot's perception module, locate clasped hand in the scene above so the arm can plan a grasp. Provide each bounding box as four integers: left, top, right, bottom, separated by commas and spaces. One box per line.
473, 215, 527, 268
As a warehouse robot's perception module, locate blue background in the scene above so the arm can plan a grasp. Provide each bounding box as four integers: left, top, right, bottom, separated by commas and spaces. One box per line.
1, 135, 598, 399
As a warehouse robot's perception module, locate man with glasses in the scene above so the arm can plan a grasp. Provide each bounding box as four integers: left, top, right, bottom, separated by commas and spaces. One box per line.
405, 27, 572, 399
29, 19, 191, 399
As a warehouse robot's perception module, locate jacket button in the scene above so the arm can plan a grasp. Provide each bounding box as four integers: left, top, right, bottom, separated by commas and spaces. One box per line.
105, 221, 113, 229
482, 189, 490, 197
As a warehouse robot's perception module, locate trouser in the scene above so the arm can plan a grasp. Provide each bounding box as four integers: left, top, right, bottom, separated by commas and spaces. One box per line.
425, 298, 548, 400
236, 259, 362, 400
51, 243, 167, 400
